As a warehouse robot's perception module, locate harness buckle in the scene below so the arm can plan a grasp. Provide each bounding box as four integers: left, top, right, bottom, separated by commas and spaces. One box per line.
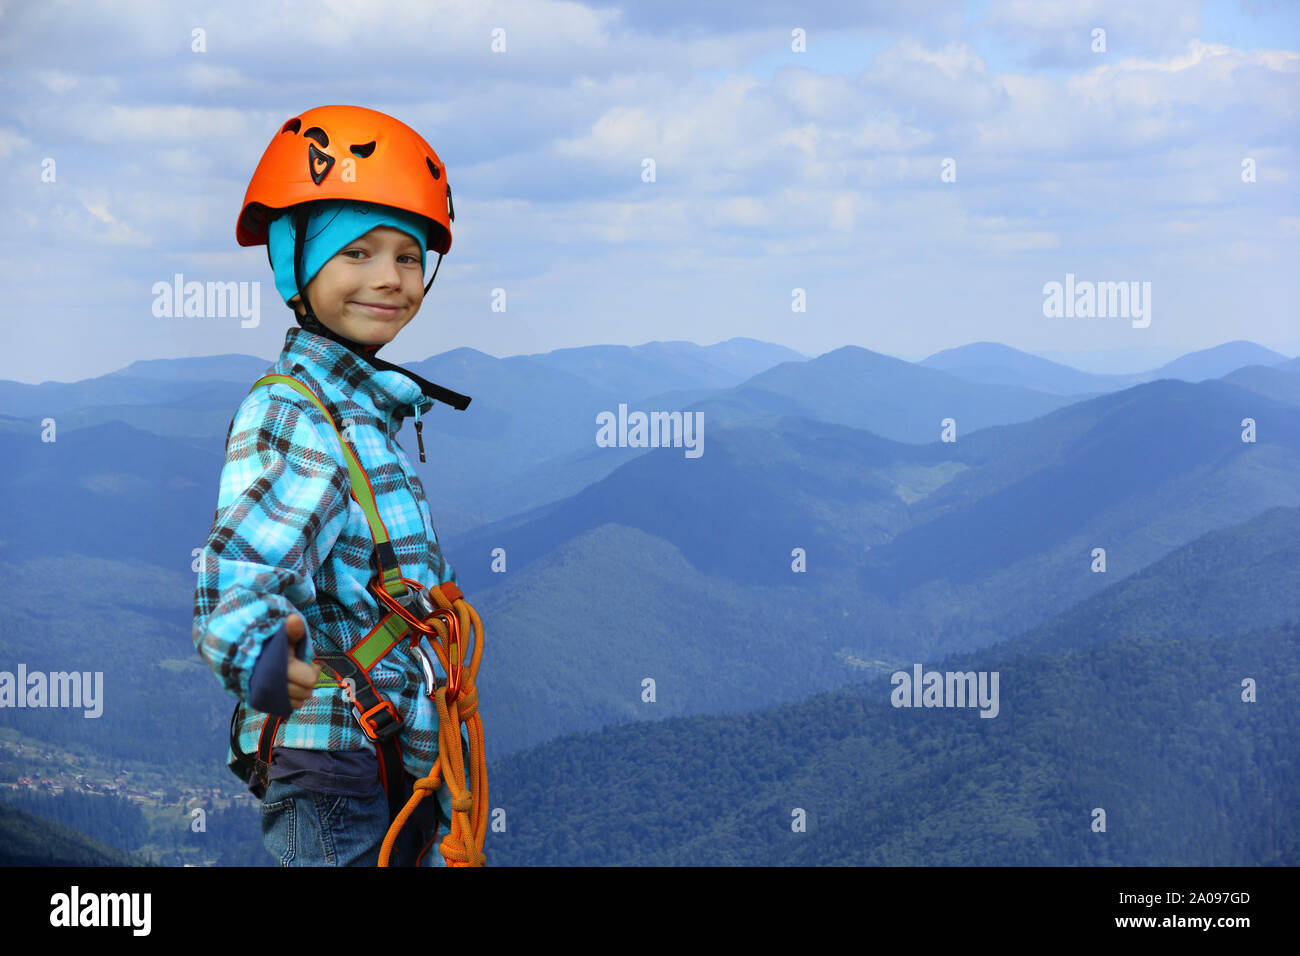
355, 698, 402, 742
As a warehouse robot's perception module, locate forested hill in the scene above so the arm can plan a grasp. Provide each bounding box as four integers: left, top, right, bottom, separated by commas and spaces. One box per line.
0, 803, 146, 866
482, 618, 1299, 866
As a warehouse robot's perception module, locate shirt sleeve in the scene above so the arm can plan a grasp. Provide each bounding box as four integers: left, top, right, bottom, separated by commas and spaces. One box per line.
248, 619, 293, 717
192, 387, 351, 704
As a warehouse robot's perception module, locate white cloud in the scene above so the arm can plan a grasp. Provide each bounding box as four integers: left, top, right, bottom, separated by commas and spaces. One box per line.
0, 0, 1295, 379
863, 40, 1006, 117
34, 69, 77, 92
988, 0, 1203, 61
0, 126, 32, 159
77, 198, 145, 245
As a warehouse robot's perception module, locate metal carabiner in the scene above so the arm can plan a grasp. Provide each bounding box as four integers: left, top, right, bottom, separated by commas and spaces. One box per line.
373, 576, 464, 703
412, 608, 460, 704
369, 576, 441, 638
399, 584, 435, 620
431, 608, 461, 704
414, 640, 439, 698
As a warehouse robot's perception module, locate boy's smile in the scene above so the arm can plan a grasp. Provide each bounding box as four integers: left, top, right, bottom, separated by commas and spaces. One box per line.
291, 225, 426, 346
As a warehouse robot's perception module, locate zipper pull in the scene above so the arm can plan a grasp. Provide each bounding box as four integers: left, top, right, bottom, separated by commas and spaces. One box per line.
413, 404, 426, 463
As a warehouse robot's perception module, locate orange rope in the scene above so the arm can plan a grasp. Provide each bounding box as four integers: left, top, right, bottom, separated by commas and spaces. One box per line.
378, 583, 487, 866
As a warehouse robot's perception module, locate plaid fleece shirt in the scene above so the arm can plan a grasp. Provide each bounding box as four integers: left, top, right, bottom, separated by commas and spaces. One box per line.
193, 325, 458, 785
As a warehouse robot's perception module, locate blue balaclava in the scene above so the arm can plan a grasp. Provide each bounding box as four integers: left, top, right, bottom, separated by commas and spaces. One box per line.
267, 199, 430, 356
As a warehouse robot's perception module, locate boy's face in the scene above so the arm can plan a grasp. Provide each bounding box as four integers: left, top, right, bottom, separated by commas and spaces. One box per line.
290, 226, 425, 345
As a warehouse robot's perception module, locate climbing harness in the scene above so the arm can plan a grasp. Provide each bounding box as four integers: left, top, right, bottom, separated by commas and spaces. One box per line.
228, 372, 487, 866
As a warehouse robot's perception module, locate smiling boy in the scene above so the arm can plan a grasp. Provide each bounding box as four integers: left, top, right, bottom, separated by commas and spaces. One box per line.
192, 106, 482, 867
294, 225, 425, 332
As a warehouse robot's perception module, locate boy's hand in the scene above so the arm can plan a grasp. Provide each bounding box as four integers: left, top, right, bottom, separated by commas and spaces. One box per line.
286, 613, 322, 711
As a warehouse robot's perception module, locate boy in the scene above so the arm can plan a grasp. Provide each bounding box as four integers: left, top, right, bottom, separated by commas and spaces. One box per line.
192, 105, 474, 866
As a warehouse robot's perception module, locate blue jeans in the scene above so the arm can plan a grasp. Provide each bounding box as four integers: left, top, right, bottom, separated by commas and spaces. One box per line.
261, 776, 447, 867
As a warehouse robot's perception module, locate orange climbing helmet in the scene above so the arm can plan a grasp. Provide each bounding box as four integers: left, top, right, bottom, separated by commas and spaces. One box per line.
236, 104, 455, 255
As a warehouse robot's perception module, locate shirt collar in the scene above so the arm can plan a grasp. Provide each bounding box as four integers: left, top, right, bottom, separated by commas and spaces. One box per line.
277, 325, 433, 425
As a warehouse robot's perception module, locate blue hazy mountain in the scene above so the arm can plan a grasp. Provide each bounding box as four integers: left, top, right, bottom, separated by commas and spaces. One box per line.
0, 339, 803, 526
683, 345, 1100, 442
11, 505, 1297, 866
3, 370, 1296, 764
3, 342, 1298, 866
478, 618, 1298, 865
476, 508, 1300, 865
1219, 359, 1300, 407
855, 378, 1300, 600
0, 418, 224, 565
105, 354, 276, 382
436, 378, 1300, 755
449, 375, 1300, 600
992, 504, 1300, 659
3, 338, 1281, 529
919, 341, 1125, 394
920, 339, 1292, 394
506, 338, 808, 395
1146, 339, 1291, 382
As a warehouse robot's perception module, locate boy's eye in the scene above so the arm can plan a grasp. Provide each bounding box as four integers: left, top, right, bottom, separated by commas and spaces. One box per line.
342, 249, 422, 264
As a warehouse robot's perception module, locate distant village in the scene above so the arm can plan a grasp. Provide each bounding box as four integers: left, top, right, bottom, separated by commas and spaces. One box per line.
0, 736, 258, 811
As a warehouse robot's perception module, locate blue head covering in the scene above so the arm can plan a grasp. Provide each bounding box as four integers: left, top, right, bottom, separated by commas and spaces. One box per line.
267, 199, 430, 306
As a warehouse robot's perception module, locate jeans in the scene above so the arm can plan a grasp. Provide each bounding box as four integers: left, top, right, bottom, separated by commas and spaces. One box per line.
261, 775, 447, 867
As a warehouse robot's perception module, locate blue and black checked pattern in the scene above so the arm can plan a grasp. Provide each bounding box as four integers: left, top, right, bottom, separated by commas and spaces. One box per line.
193, 325, 458, 783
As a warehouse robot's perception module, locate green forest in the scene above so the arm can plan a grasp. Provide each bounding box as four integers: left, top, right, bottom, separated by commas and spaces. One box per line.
5, 616, 1294, 866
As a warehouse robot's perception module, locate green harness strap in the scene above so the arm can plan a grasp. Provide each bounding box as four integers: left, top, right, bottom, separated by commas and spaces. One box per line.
251, 373, 409, 603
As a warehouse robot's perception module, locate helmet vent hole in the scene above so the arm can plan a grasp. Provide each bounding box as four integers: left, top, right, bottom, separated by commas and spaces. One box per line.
280, 118, 302, 135
351, 141, 376, 158
426, 157, 441, 180
303, 126, 329, 147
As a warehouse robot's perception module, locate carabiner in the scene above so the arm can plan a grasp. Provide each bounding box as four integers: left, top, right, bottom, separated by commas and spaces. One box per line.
399, 584, 435, 620
433, 608, 461, 704
369, 576, 441, 638
414, 640, 439, 698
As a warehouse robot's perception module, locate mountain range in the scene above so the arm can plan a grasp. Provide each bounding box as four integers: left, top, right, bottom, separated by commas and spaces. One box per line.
0, 336, 1295, 865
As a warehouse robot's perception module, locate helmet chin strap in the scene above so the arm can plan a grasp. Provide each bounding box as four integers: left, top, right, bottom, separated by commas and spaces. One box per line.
290, 204, 468, 410
294, 307, 382, 356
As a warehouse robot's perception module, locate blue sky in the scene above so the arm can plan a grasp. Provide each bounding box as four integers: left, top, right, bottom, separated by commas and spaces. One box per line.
0, 0, 1296, 383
